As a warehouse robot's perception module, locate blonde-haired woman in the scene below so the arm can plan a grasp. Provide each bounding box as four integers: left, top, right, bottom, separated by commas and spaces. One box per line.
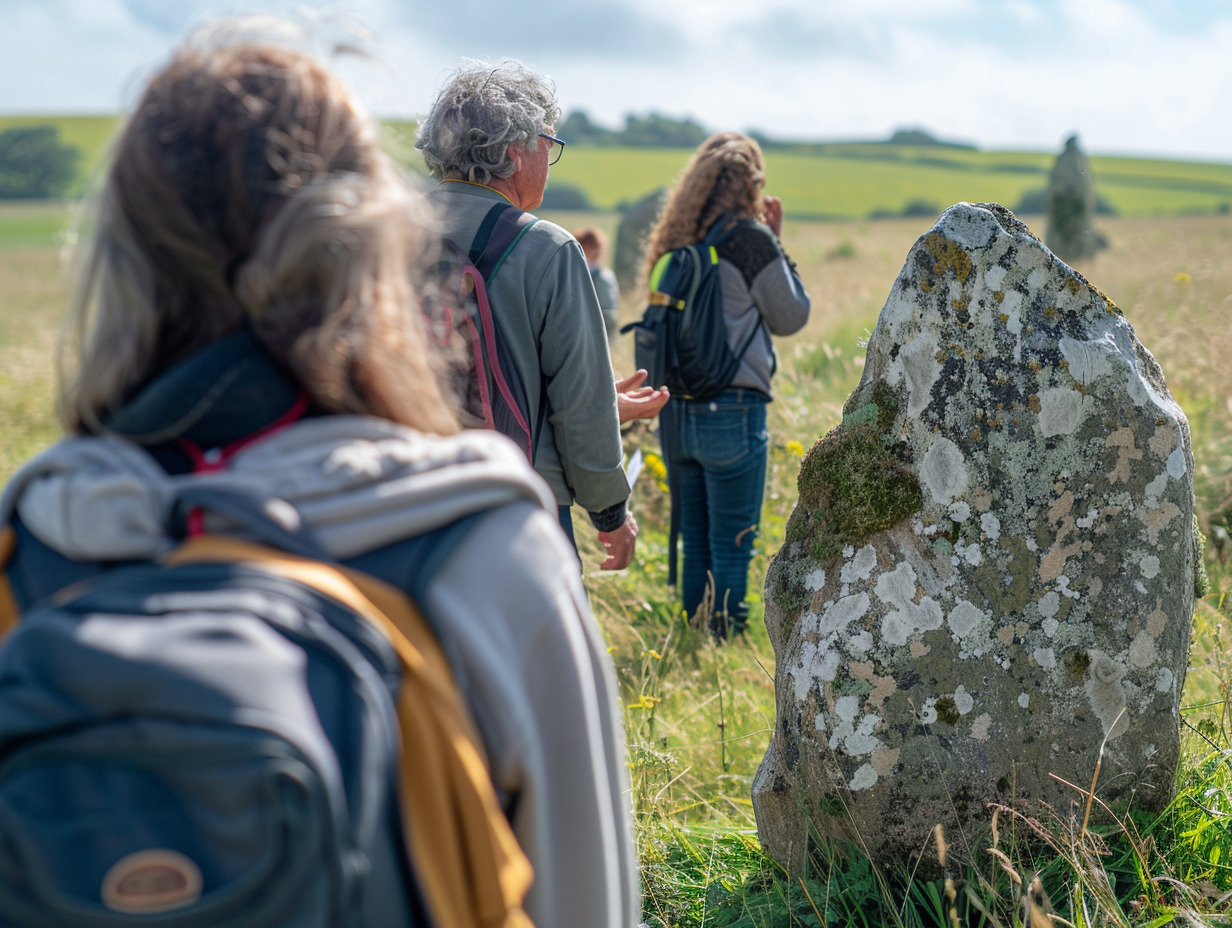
0, 21, 635, 928
643, 132, 811, 639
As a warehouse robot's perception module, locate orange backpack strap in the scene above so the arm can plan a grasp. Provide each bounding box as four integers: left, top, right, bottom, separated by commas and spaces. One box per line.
0, 527, 19, 641
164, 535, 534, 928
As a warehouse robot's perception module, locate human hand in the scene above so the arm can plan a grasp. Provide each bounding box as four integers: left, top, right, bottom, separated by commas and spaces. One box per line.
761, 195, 783, 237
615, 369, 669, 423
597, 511, 638, 570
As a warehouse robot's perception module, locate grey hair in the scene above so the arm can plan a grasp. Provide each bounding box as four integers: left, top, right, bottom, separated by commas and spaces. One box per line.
416, 60, 561, 184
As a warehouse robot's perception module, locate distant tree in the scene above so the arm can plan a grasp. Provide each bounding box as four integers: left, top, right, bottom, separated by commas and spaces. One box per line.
1046, 134, 1105, 262
0, 126, 79, 199
620, 113, 707, 148
558, 110, 618, 146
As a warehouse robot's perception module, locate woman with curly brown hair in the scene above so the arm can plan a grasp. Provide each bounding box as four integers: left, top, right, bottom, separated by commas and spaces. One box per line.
643, 132, 811, 639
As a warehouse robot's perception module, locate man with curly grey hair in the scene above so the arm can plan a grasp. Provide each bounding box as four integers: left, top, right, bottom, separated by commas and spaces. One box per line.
417, 61, 640, 572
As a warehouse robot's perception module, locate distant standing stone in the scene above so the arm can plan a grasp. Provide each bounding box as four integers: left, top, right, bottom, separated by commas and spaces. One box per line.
613, 188, 668, 293
1046, 135, 1102, 262
753, 202, 1196, 873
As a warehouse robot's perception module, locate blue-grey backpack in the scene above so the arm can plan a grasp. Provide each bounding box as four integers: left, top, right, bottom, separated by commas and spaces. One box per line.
0, 489, 519, 928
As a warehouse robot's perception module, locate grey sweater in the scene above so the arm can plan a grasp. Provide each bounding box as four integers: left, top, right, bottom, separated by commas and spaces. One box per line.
427, 182, 630, 526
715, 220, 812, 396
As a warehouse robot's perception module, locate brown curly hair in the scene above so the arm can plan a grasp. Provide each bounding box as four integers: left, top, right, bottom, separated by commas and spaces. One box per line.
642, 132, 766, 281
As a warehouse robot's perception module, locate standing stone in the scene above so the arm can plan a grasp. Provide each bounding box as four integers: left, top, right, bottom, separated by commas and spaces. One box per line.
753, 202, 1196, 873
1046, 135, 1102, 262
613, 187, 668, 292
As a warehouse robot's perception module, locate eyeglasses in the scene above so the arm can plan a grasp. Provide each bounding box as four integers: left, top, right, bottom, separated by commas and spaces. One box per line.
539, 132, 565, 166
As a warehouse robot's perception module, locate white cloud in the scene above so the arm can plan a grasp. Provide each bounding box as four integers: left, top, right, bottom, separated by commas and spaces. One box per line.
1, 0, 1231, 160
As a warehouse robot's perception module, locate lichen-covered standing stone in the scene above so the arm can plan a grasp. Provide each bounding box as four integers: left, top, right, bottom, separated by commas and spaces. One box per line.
753, 203, 1195, 871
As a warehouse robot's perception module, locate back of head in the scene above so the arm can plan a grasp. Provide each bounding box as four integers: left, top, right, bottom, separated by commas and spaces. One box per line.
573, 226, 606, 262
643, 131, 766, 277
415, 61, 561, 184
61, 20, 457, 436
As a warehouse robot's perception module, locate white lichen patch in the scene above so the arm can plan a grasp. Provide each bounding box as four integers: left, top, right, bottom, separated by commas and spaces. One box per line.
971, 713, 993, 742
955, 539, 983, 566
876, 563, 943, 645
947, 600, 986, 640
1166, 446, 1187, 479
893, 333, 943, 417
1018, 693, 1030, 709
1042, 618, 1059, 637
919, 437, 969, 506
847, 631, 874, 655
1033, 647, 1057, 669
919, 698, 938, 724
949, 501, 971, 522
818, 593, 871, 637
840, 545, 877, 584
980, 512, 1001, 541
1129, 630, 1159, 669
849, 763, 878, 791
1037, 387, 1086, 438
1155, 667, 1174, 693
804, 568, 827, 591
1038, 591, 1060, 618
1139, 555, 1160, 579
1086, 651, 1130, 740
953, 685, 974, 715
790, 640, 840, 700
1060, 335, 1113, 386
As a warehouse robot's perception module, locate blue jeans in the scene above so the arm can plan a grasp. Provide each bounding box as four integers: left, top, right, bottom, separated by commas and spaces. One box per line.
662, 389, 769, 637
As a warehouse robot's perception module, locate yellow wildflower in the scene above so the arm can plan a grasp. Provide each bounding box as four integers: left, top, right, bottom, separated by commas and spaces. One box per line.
1174, 272, 1191, 286
786, 440, 805, 456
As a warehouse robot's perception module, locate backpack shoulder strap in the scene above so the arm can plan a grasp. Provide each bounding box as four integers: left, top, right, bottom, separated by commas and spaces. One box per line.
470, 204, 539, 282
0, 526, 17, 641
164, 535, 535, 928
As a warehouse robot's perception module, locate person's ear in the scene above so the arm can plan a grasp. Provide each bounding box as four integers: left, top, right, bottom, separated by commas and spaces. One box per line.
508, 143, 522, 172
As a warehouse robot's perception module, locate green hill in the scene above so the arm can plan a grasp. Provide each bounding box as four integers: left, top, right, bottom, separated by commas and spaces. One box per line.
5, 114, 1232, 219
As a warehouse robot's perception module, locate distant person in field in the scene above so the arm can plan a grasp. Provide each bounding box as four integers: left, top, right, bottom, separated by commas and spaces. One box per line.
574, 226, 620, 339
416, 60, 646, 565
643, 132, 811, 639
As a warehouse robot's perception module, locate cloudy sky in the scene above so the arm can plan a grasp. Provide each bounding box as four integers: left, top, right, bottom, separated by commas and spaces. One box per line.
2, 0, 1230, 161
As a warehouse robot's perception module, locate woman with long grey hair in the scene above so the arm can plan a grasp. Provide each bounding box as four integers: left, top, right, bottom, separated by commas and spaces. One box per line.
1, 21, 636, 928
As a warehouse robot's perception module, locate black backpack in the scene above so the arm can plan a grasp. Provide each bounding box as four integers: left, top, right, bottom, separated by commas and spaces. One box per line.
422, 202, 542, 461
622, 217, 763, 401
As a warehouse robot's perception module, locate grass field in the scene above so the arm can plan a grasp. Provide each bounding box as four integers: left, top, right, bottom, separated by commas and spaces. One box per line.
6, 114, 1232, 218
2, 199, 1232, 925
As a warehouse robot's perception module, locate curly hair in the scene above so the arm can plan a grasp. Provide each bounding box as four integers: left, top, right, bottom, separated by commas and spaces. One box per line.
642, 132, 766, 281
416, 60, 561, 185
60, 21, 459, 437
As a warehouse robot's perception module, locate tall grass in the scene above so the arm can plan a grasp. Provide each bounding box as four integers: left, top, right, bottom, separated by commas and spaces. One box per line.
2, 205, 1231, 925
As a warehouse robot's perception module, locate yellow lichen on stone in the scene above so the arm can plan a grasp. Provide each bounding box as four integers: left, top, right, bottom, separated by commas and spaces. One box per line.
1064, 276, 1084, 295
922, 232, 973, 283
993, 291, 1005, 304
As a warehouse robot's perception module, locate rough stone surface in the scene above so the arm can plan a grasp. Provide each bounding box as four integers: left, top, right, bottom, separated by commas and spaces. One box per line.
613, 187, 667, 291
1046, 135, 1102, 262
753, 202, 1195, 873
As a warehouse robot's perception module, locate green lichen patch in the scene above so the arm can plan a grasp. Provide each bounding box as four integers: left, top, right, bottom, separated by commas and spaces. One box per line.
791, 418, 923, 566
922, 232, 973, 283
1194, 516, 1210, 599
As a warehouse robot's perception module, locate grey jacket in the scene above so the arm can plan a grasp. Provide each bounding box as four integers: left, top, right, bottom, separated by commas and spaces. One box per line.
1, 420, 639, 928
715, 220, 812, 396
426, 182, 630, 527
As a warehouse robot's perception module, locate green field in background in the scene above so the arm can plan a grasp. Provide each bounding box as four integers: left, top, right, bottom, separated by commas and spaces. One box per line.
4, 114, 1232, 218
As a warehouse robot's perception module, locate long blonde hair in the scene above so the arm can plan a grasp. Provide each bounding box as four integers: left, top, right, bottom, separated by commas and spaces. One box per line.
60, 29, 458, 436
642, 132, 766, 280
